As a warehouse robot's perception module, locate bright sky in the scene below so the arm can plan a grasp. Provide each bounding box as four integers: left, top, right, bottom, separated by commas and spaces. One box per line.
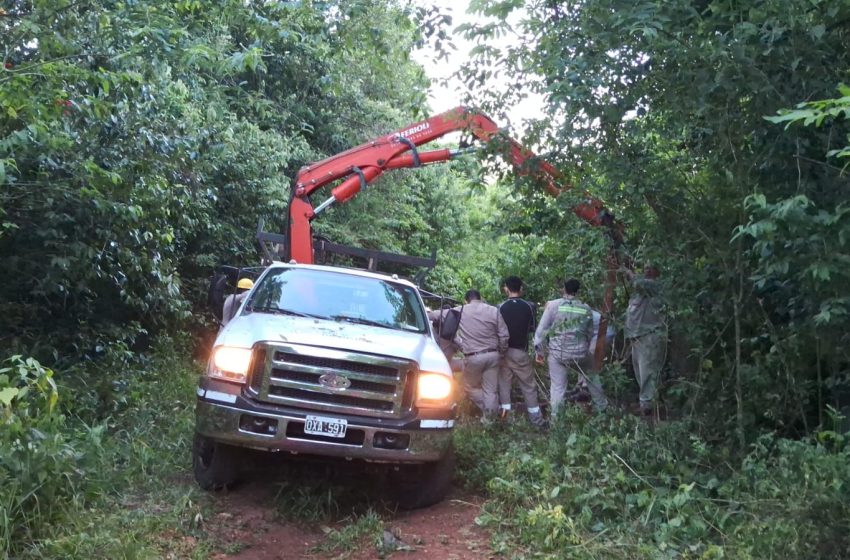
410, 0, 545, 134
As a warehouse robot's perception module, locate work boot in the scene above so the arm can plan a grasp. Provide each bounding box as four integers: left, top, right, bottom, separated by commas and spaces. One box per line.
528, 412, 548, 430
570, 389, 591, 403
639, 403, 656, 426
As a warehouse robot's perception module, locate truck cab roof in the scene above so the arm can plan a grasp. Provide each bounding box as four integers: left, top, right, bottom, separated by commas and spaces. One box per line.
265, 261, 419, 288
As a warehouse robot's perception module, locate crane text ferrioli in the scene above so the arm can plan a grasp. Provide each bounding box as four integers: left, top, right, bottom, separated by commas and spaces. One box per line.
396, 122, 431, 139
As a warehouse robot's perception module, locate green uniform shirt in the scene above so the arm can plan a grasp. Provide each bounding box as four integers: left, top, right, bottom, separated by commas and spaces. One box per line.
534, 297, 594, 359
625, 277, 665, 338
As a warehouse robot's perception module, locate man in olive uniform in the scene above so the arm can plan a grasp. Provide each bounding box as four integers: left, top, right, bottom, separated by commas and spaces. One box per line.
534, 278, 608, 416
623, 265, 666, 415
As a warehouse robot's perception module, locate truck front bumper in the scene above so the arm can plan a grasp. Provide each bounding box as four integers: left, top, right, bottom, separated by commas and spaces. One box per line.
195, 383, 454, 463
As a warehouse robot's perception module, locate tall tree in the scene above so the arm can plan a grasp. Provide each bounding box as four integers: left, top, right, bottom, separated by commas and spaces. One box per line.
460, 0, 850, 438
0, 0, 436, 366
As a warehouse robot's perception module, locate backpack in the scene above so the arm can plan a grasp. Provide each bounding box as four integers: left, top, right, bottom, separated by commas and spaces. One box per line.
438, 306, 463, 341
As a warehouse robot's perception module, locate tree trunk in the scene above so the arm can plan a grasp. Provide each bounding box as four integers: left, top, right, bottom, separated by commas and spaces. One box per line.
734, 238, 745, 449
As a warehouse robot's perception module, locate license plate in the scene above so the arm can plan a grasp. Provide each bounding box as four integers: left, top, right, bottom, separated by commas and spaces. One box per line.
304, 415, 348, 438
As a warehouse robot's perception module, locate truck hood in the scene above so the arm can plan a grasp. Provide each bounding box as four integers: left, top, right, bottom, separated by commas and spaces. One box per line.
216, 312, 451, 375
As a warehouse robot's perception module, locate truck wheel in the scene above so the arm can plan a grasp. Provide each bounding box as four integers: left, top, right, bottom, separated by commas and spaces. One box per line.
391, 444, 455, 509
192, 433, 239, 490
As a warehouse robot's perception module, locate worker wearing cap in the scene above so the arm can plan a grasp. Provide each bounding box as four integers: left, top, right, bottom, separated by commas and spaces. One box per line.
429, 289, 509, 418
222, 278, 254, 327
623, 265, 667, 416
497, 276, 545, 427
534, 278, 608, 416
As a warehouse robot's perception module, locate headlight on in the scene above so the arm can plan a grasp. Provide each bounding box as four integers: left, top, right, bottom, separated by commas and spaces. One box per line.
416, 372, 454, 408
210, 346, 252, 383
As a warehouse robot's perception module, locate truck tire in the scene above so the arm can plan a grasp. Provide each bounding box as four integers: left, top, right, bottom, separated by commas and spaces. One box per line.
192, 433, 240, 490
391, 444, 455, 509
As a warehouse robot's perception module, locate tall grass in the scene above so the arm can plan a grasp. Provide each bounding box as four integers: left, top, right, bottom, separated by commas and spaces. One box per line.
1, 336, 203, 558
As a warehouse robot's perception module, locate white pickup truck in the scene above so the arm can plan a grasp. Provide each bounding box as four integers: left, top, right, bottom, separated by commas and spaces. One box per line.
193, 262, 457, 508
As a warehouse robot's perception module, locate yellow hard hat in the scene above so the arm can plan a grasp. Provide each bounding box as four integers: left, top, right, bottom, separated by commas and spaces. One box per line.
237, 278, 254, 290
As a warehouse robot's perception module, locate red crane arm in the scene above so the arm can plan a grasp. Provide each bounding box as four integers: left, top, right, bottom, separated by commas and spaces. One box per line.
288, 106, 617, 264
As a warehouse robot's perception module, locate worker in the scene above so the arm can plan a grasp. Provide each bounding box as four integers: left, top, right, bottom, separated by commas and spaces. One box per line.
623, 265, 667, 416
221, 278, 254, 327
429, 289, 509, 419
433, 302, 460, 362
534, 278, 608, 416
497, 276, 545, 427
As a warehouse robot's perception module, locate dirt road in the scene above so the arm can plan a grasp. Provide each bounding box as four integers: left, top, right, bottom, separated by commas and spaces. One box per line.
203, 479, 492, 560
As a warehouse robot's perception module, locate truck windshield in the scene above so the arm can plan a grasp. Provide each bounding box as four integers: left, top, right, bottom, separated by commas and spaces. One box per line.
246, 268, 428, 333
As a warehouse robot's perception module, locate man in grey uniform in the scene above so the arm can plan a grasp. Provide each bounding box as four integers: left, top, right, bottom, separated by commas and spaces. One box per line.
534, 278, 608, 416
623, 265, 666, 415
429, 289, 509, 418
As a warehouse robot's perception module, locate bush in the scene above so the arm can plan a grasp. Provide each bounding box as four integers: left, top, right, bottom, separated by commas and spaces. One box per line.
456, 409, 850, 559
0, 356, 97, 555
3, 335, 202, 557
721, 434, 850, 558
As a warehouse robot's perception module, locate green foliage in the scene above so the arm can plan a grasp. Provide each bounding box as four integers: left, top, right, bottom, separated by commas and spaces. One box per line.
737, 194, 850, 328
0, 0, 432, 368
456, 413, 850, 558
730, 193, 850, 431
722, 435, 850, 558
0, 356, 100, 555
7, 335, 206, 558
766, 84, 850, 161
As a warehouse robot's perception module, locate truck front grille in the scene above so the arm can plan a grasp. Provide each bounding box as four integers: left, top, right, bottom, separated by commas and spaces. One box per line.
251, 343, 415, 418
274, 352, 398, 378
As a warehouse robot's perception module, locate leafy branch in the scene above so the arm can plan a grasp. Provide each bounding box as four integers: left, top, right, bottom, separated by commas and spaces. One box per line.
766, 84, 850, 162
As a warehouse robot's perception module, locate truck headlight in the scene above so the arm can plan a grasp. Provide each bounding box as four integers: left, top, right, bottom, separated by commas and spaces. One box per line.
415, 372, 454, 408
210, 346, 252, 383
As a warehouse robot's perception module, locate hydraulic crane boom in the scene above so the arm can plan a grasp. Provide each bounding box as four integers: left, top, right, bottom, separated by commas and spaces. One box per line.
286, 106, 620, 264
284, 106, 624, 369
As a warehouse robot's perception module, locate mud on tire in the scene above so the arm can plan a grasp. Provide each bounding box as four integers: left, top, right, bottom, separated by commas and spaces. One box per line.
193, 433, 240, 490
390, 444, 455, 509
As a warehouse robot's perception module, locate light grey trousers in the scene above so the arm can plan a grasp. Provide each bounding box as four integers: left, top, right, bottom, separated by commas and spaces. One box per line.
498, 348, 540, 413
547, 353, 608, 416
630, 330, 667, 410
463, 351, 501, 416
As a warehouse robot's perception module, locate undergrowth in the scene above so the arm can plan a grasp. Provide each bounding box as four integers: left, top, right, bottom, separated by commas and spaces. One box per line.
1, 335, 211, 559
454, 408, 850, 559
5, 336, 849, 559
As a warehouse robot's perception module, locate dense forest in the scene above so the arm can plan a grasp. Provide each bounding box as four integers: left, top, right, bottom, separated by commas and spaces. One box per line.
2, 0, 849, 558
